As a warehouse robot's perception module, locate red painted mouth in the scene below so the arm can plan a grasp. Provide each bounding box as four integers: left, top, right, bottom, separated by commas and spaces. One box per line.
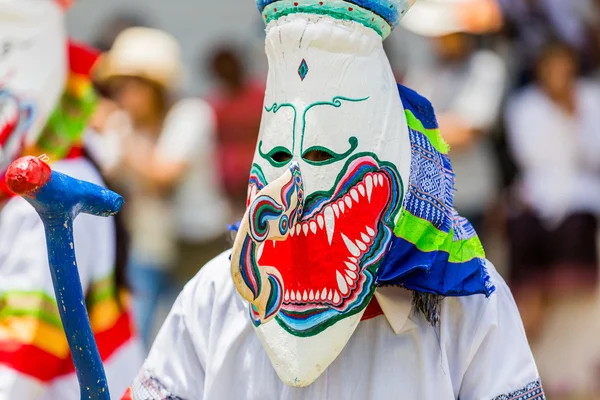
258, 158, 392, 311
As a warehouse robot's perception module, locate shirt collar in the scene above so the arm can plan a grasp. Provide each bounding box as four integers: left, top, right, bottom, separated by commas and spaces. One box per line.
374, 286, 418, 335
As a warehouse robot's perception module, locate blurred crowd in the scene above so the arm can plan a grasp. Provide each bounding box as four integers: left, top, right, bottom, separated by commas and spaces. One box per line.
82, 1, 600, 399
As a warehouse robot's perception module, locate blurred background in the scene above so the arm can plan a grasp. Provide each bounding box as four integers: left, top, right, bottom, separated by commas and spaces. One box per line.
68, 1, 600, 399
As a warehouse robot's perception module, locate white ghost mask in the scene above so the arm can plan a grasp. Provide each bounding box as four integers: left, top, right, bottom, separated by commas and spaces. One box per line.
231, 0, 492, 388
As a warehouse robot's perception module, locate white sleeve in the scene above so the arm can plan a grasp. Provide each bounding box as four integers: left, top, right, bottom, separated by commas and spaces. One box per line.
458, 273, 545, 399
128, 274, 209, 399
577, 82, 600, 171
156, 99, 216, 163
504, 91, 550, 171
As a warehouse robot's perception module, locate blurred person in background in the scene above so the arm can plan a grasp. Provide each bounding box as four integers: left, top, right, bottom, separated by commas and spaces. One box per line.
95, 27, 229, 349
499, 0, 600, 85
0, 1, 142, 397
92, 12, 149, 52
505, 41, 600, 399
401, 0, 507, 241
206, 45, 265, 219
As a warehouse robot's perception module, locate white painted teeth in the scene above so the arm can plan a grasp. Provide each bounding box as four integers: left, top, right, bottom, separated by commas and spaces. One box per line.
341, 233, 360, 257
336, 271, 349, 295
358, 183, 365, 197
345, 261, 358, 271
317, 215, 324, 230
366, 226, 375, 237
324, 206, 335, 245
332, 203, 340, 218
365, 175, 373, 202
361, 233, 371, 243
284, 265, 361, 305
279, 170, 388, 306
355, 239, 367, 252
345, 196, 352, 209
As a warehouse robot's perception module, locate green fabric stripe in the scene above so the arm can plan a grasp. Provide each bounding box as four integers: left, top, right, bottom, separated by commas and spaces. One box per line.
87, 274, 117, 305
0, 291, 63, 328
0, 307, 63, 329
0, 291, 57, 305
394, 209, 485, 263
88, 285, 115, 305
262, 2, 392, 38
404, 110, 450, 155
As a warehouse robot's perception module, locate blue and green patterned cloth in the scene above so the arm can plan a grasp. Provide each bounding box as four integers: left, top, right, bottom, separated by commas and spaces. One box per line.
376, 85, 494, 298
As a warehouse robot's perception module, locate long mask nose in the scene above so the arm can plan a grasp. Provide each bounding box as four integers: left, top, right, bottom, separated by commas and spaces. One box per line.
231, 162, 304, 324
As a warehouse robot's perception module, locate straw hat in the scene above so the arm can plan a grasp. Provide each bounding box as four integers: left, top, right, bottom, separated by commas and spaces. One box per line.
95, 27, 182, 89
401, 0, 502, 37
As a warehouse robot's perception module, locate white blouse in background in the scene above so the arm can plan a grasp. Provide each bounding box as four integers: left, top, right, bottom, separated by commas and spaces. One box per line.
506, 81, 600, 225
132, 251, 543, 400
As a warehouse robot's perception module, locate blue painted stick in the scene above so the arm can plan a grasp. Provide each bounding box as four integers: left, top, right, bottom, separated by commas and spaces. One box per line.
5, 156, 121, 400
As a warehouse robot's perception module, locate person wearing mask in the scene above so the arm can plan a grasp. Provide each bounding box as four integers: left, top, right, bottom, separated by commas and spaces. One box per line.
123, 1, 543, 398
401, 0, 507, 241
0, 1, 142, 398
206, 45, 265, 219
505, 41, 600, 398
95, 27, 229, 349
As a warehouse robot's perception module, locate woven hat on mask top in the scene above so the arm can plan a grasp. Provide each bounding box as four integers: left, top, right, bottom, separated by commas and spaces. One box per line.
258, 0, 417, 39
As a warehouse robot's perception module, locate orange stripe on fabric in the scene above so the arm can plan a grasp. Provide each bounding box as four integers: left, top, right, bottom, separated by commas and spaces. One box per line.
0, 311, 134, 382
89, 298, 123, 334
0, 317, 69, 358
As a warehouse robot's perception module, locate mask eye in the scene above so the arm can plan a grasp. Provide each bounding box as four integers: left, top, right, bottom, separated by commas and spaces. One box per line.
301, 137, 359, 166
271, 150, 292, 163
258, 141, 293, 168
302, 149, 334, 163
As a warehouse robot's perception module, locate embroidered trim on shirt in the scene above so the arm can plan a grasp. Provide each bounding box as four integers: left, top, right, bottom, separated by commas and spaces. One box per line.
129, 369, 183, 400
492, 379, 546, 400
